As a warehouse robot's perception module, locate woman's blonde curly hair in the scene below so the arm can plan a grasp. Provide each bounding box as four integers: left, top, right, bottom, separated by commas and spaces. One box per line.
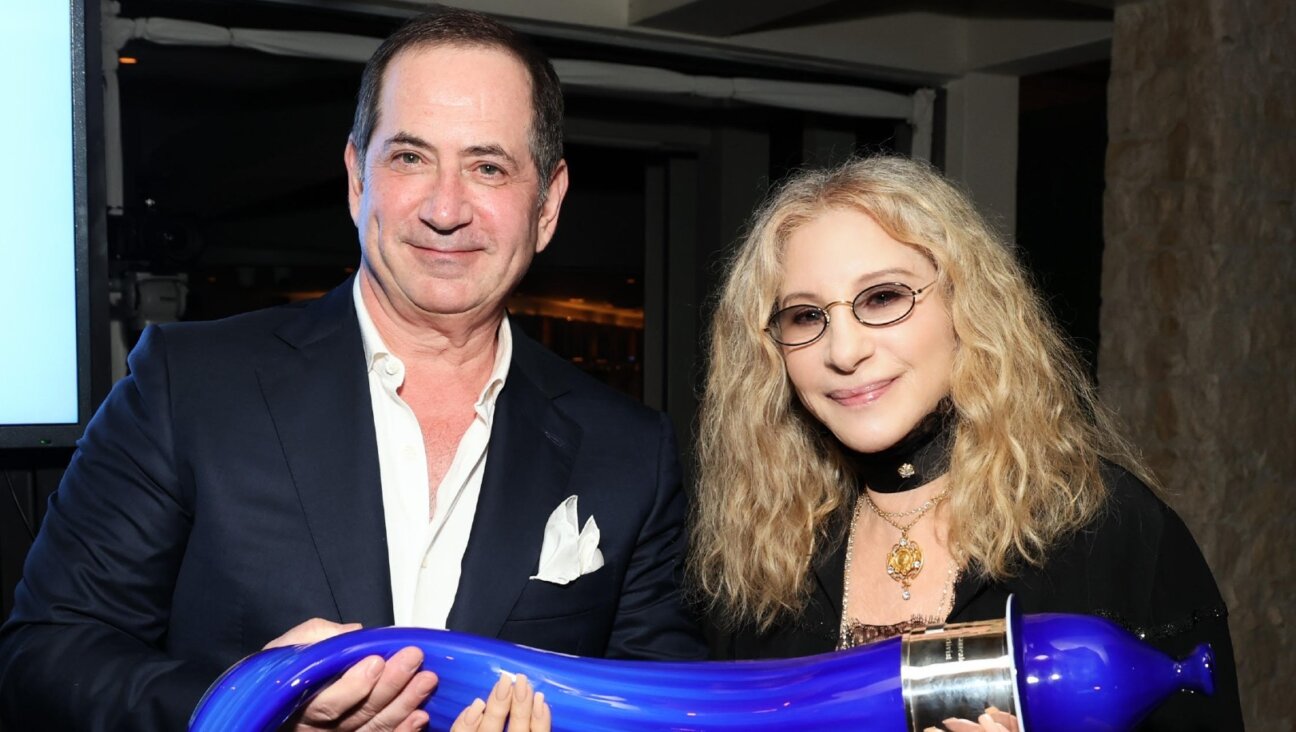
689, 155, 1152, 631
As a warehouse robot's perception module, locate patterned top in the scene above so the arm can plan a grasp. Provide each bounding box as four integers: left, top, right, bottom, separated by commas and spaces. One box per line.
838, 616, 943, 649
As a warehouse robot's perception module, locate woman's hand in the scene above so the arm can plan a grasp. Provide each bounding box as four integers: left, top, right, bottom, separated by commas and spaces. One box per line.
450, 673, 551, 732
925, 706, 1019, 732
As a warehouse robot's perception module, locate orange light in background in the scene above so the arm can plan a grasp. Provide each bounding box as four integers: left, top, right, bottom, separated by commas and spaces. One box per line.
118, 56, 138, 65
508, 293, 644, 329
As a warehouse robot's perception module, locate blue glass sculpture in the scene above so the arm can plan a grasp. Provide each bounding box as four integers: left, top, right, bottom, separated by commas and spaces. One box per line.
191, 597, 1213, 731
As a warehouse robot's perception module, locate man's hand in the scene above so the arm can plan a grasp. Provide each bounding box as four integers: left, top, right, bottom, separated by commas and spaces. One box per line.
263, 617, 363, 649
266, 618, 437, 732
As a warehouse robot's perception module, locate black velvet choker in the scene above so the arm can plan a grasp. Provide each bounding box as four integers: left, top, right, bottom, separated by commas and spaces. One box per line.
846, 405, 954, 494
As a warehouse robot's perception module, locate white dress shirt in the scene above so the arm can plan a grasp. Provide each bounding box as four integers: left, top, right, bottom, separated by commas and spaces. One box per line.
353, 278, 511, 628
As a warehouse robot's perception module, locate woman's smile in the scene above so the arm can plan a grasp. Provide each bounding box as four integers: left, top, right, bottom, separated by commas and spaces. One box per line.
828, 377, 897, 406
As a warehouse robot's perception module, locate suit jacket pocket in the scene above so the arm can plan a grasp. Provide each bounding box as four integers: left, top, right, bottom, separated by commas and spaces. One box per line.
498, 607, 612, 656
507, 567, 613, 621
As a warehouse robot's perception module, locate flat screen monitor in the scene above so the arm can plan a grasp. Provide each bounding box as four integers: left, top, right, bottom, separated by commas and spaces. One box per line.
0, 0, 100, 448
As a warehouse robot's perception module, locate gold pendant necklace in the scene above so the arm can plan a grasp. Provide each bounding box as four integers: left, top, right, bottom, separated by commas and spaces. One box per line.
862, 488, 948, 600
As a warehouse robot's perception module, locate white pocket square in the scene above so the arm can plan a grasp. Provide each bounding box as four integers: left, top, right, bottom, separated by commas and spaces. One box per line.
530, 495, 604, 585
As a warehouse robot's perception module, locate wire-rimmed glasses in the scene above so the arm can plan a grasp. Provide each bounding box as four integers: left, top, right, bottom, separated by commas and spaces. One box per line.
765, 280, 936, 347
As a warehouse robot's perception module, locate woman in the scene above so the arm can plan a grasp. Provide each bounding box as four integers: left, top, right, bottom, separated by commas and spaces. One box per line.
690, 156, 1242, 731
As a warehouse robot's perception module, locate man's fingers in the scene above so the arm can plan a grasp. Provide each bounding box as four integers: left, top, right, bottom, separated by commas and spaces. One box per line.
360, 670, 436, 731
297, 655, 384, 724
264, 618, 362, 649
392, 708, 430, 732
294, 647, 431, 731
352, 647, 431, 728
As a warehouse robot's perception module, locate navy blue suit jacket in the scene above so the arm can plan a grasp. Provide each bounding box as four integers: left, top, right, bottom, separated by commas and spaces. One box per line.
0, 282, 704, 730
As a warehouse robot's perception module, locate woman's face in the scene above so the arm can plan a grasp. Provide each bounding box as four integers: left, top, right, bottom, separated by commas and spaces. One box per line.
777, 207, 956, 454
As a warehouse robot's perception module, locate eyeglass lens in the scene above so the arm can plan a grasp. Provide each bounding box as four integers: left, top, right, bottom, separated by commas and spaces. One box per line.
769, 283, 917, 346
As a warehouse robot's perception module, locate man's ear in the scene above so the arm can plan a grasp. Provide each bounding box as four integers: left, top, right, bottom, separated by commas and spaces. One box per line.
344, 139, 364, 224
534, 159, 569, 254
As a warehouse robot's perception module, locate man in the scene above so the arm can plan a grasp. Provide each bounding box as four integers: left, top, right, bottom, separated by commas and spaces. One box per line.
0, 8, 704, 730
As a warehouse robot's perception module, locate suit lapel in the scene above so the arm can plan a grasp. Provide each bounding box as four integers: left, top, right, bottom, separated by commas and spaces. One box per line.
446, 333, 580, 638
257, 281, 394, 628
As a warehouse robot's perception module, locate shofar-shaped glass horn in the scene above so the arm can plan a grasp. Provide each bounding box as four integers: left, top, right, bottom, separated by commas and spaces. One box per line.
190, 597, 1214, 731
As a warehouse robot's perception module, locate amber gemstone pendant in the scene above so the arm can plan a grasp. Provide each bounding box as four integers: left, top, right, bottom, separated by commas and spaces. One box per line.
862, 487, 947, 602
886, 533, 925, 600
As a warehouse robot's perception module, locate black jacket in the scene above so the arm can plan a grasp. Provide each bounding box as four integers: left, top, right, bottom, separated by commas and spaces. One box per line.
0, 281, 705, 731
707, 463, 1244, 731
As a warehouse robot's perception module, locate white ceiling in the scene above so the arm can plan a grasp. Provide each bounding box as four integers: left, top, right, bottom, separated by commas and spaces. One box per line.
282, 0, 1119, 84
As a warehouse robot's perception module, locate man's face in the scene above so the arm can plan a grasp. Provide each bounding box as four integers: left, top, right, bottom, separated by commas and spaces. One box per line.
345, 44, 568, 322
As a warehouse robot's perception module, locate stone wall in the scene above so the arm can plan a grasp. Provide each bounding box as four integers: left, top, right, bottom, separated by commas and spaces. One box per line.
1101, 0, 1295, 728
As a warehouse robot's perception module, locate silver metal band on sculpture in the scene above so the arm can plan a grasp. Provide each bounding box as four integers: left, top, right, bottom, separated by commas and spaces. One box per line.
901, 619, 1020, 731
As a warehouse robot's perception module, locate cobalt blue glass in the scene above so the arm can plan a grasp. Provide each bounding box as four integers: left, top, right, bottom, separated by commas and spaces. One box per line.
1012, 609, 1215, 730
190, 598, 1213, 731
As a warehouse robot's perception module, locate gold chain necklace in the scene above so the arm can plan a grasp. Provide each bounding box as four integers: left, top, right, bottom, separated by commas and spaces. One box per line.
839, 497, 959, 648
861, 488, 948, 600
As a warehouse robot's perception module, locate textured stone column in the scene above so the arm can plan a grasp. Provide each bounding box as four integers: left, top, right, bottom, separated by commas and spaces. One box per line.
1101, 0, 1295, 728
